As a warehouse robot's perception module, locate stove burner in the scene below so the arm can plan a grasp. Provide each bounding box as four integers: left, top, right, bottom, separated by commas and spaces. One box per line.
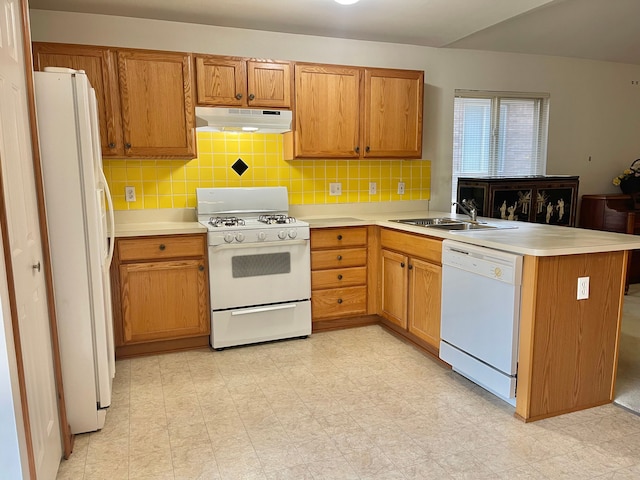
209, 216, 246, 228
258, 214, 296, 225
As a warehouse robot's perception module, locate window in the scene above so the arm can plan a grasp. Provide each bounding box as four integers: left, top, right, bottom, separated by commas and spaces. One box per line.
452, 90, 549, 203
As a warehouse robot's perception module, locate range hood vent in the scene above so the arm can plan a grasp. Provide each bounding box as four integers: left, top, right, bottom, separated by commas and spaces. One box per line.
195, 107, 292, 134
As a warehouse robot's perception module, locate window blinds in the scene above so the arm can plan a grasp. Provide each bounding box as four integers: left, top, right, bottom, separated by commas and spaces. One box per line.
452, 90, 549, 202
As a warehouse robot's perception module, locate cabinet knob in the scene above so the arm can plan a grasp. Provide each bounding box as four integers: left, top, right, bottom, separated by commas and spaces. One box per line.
125, 143, 131, 149
108, 142, 116, 149
159, 244, 166, 251
408, 264, 413, 270
337, 255, 342, 260
198, 265, 204, 271
32, 261, 41, 272
354, 146, 360, 154
365, 146, 370, 153
337, 274, 343, 280
248, 93, 255, 101
337, 298, 343, 304
337, 234, 343, 240
400, 262, 405, 268
235, 93, 243, 100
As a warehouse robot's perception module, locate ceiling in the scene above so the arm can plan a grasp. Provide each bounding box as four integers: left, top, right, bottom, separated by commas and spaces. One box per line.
29, 0, 640, 65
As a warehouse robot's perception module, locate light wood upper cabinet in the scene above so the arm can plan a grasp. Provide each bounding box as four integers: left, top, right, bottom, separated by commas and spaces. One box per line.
363, 68, 424, 158
32, 42, 123, 157
195, 54, 292, 108
294, 63, 361, 158
117, 50, 196, 158
292, 63, 424, 159
33, 43, 197, 159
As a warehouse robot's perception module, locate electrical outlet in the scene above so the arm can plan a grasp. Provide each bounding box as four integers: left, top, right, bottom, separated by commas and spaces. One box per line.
397, 182, 405, 195
577, 276, 589, 300
329, 182, 342, 196
125, 186, 136, 202
369, 182, 377, 195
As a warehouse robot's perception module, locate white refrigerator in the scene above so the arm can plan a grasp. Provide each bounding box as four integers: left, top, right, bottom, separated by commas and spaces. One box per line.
34, 68, 116, 434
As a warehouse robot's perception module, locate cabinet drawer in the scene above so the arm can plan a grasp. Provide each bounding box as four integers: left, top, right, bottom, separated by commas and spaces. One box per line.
311, 227, 367, 249
312, 266, 366, 290
118, 235, 205, 262
311, 247, 366, 270
381, 228, 442, 264
312, 286, 367, 320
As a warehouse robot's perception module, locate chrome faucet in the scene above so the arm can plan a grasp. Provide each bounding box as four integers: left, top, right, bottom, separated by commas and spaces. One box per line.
452, 200, 477, 222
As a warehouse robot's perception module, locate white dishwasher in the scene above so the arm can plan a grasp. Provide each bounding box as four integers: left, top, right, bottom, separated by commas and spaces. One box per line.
439, 240, 523, 406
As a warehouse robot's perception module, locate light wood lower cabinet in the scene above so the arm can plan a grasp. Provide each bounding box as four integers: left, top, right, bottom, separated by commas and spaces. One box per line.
111, 234, 210, 357
310, 227, 371, 328
380, 228, 442, 351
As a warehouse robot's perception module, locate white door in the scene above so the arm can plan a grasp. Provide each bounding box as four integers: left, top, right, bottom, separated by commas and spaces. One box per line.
0, 0, 62, 478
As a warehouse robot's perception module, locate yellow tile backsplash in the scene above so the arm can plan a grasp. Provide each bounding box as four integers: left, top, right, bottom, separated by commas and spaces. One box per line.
103, 132, 431, 210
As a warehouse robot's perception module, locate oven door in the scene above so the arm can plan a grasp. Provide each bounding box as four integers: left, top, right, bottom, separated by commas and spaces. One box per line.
209, 239, 310, 310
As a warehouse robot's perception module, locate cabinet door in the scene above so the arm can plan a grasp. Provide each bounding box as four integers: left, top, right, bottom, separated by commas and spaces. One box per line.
380, 249, 408, 328
408, 257, 441, 350
33, 42, 123, 156
118, 50, 196, 158
247, 60, 292, 108
195, 55, 247, 106
294, 63, 361, 158
120, 259, 208, 343
363, 68, 423, 158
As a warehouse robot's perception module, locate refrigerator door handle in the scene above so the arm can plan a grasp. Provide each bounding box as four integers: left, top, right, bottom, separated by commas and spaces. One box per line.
98, 168, 115, 268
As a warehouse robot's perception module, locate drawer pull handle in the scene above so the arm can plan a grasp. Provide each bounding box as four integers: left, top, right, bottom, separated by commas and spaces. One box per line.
337, 255, 342, 260
337, 274, 343, 280
159, 244, 166, 251
337, 298, 343, 304
400, 262, 405, 268
337, 234, 343, 240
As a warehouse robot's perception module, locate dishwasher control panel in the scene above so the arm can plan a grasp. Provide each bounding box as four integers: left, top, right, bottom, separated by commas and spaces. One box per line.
441, 240, 523, 285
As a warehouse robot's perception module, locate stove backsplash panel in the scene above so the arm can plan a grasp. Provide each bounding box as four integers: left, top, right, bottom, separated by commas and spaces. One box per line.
103, 132, 431, 210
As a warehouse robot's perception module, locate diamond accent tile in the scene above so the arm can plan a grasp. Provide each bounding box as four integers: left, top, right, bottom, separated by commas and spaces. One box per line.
231, 158, 249, 176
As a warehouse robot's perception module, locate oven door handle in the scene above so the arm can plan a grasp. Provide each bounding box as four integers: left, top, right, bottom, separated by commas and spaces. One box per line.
231, 304, 298, 316
211, 239, 308, 251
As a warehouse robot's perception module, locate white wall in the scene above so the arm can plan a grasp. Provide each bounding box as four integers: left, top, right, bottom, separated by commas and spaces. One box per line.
30, 10, 640, 212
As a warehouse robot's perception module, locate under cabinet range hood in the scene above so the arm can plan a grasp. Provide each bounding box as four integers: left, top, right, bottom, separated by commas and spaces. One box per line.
195, 107, 292, 134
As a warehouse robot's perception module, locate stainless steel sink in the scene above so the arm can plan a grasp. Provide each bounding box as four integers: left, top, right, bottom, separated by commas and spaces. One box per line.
390, 217, 515, 231
426, 222, 498, 230
391, 217, 460, 226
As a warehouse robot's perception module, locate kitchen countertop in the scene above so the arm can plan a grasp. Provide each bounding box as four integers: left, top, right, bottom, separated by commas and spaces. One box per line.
113, 208, 206, 237
111, 205, 640, 256
299, 210, 640, 257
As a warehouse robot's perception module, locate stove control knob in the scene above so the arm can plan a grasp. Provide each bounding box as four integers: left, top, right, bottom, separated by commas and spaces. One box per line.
235, 232, 245, 242
288, 229, 298, 239
224, 233, 234, 243
258, 231, 267, 241
278, 230, 287, 240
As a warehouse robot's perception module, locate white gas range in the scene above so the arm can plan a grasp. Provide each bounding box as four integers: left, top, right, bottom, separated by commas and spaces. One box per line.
196, 187, 311, 349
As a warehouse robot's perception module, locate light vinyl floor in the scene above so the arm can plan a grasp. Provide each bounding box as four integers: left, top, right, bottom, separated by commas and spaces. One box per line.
57, 326, 640, 480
